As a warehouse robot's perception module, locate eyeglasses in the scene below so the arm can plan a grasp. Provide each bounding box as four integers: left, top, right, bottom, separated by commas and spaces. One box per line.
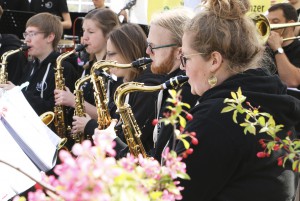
147, 43, 177, 54
180, 52, 206, 67
23, 32, 45, 39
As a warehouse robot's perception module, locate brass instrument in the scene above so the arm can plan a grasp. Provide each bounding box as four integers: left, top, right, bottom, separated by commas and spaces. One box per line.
114, 75, 188, 158
250, 13, 300, 43
53, 44, 87, 138
0, 45, 30, 84
40, 111, 55, 126
71, 74, 92, 142
90, 57, 152, 130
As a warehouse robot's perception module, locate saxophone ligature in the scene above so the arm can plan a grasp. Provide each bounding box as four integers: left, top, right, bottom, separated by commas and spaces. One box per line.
0, 44, 30, 84
114, 75, 189, 158
53, 44, 87, 139
90, 57, 152, 130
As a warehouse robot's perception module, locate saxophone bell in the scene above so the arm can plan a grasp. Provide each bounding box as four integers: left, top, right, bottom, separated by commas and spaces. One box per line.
40, 111, 55, 126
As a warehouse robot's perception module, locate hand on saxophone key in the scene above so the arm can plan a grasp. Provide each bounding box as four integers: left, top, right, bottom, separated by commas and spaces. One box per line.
54, 87, 75, 107
93, 119, 118, 141
0, 81, 15, 91
72, 114, 91, 134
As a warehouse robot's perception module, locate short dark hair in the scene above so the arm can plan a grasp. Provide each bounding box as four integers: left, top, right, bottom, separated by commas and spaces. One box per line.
268, 3, 298, 22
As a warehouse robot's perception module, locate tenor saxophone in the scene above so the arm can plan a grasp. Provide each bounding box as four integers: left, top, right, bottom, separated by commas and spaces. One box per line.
114, 75, 189, 158
0, 45, 29, 84
53, 44, 87, 138
90, 57, 152, 130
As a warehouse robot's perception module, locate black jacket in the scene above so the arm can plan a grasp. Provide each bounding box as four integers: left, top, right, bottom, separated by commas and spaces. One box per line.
20, 51, 79, 116
0, 34, 28, 85
176, 68, 300, 201
152, 68, 199, 162
114, 66, 165, 155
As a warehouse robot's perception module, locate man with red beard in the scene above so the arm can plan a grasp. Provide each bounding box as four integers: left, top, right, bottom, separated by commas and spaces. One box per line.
146, 8, 199, 162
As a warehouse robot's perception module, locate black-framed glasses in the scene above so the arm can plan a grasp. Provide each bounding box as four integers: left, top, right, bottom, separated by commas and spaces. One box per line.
23, 32, 45, 39
147, 43, 177, 54
180, 52, 206, 67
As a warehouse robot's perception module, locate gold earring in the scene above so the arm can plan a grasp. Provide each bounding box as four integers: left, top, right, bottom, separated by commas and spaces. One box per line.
208, 75, 217, 88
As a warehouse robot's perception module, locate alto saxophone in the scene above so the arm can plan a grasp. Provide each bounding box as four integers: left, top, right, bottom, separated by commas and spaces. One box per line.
90, 57, 152, 130
53, 44, 87, 138
0, 45, 29, 84
114, 75, 189, 158
71, 74, 91, 142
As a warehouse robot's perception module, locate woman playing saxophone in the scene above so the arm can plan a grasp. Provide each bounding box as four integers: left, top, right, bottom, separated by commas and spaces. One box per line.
54, 8, 120, 137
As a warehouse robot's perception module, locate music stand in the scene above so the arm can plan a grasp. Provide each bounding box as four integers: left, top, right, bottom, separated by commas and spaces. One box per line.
0, 10, 36, 39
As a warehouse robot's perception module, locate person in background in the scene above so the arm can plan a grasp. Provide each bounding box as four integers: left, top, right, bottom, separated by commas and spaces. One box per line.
146, 8, 198, 161
0, 5, 28, 85
30, 0, 72, 30
174, 0, 300, 200
267, 3, 300, 88
287, 0, 300, 36
90, 0, 128, 23
54, 8, 120, 139
95, 8, 199, 161
0, 12, 78, 117
0, 0, 29, 11
92, 0, 106, 9
86, 23, 165, 156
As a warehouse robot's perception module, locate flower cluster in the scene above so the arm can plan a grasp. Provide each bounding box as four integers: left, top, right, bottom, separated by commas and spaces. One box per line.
221, 87, 300, 172
152, 89, 198, 158
12, 89, 194, 201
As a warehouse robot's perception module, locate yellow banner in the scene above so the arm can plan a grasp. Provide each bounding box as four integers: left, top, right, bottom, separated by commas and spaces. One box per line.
147, 0, 183, 23
249, 0, 271, 13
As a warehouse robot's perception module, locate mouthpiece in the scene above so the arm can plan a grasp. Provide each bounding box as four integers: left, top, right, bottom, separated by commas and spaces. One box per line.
75, 44, 88, 52
131, 57, 152, 68
162, 75, 189, 89
20, 44, 30, 51
94, 69, 117, 82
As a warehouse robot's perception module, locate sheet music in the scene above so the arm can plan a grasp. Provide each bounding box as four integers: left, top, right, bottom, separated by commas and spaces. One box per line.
0, 86, 61, 171
0, 119, 41, 201
0, 85, 63, 200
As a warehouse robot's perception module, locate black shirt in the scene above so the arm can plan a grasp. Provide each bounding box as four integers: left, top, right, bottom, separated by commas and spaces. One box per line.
30, 0, 69, 19
20, 51, 79, 116
0, 0, 30, 11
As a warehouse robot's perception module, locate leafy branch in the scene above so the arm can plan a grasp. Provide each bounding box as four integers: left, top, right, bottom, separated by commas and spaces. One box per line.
221, 87, 300, 172
153, 89, 198, 158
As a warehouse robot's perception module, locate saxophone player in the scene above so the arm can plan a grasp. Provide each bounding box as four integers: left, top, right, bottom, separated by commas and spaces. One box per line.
0, 13, 78, 117
95, 9, 198, 160
80, 23, 164, 154
54, 8, 121, 138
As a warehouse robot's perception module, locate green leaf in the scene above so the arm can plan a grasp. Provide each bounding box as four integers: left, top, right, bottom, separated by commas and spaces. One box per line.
181, 102, 191, 109
233, 110, 238, 124
179, 115, 186, 128
149, 191, 163, 200
221, 106, 235, 113
288, 153, 296, 160
231, 91, 237, 100
177, 172, 191, 180
248, 125, 256, 135
292, 161, 299, 171
181, 138, 190, 149
258, 116, 266, 126
169, 89, 177, 99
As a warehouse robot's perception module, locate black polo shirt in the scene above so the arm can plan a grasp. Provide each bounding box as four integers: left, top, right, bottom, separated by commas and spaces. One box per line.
30, 0, 69, 19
